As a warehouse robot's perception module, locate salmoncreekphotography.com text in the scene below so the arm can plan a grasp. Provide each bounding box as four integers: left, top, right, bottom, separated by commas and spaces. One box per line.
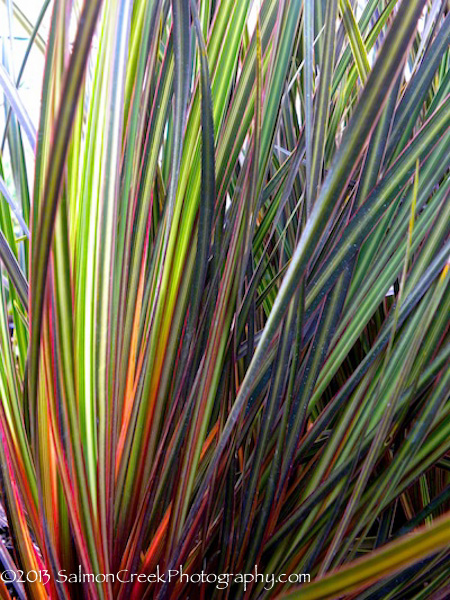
1, 565, 311, 591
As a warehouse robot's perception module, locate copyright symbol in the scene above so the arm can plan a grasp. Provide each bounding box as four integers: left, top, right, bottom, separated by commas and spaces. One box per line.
1, 570, 16, 583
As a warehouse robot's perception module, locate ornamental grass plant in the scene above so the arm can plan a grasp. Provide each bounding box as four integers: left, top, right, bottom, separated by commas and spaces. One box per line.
0, 0, 449, 598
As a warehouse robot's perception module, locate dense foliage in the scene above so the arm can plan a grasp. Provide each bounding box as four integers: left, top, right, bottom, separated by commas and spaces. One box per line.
0, 0, 449, 598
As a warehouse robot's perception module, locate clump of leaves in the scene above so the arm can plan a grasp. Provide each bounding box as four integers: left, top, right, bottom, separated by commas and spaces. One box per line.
0, 0, 449, 598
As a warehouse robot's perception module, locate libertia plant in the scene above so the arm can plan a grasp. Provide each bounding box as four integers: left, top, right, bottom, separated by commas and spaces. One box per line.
0, 0, 449, 598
